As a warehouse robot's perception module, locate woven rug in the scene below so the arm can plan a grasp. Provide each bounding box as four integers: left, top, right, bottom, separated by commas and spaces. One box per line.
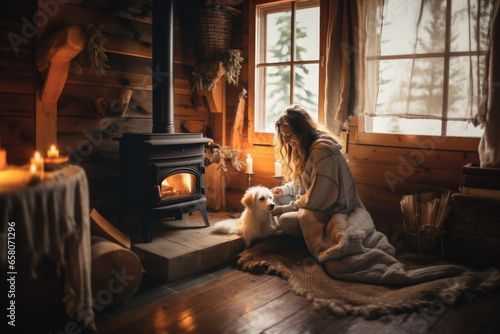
234, 235, 500, 319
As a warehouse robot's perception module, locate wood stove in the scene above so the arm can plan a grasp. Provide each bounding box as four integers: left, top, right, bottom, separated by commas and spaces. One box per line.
118, 0, 213, 242
118, 133, 211, 242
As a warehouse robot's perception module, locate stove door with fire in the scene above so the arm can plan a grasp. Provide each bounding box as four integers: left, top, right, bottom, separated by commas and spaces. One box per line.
153, 160, 205, 206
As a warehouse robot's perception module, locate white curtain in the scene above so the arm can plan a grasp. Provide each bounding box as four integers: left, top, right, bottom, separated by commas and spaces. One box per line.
324, 0, 498, 138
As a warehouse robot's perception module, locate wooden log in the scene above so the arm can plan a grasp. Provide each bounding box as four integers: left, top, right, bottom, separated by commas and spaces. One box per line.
110, 87, 133, 116
90, 236, 142, 309
90, 208, 131, 249
229, 88, 247, 150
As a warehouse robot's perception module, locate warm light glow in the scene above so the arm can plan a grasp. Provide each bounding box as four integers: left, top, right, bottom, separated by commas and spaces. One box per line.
274, 161, 282, 177
178, 310, 196, 332
246, 153, 253, 173
47, 145, 59, 158
30, 151, 44, 180
34, 151, 41, 161
152, 311, 169, 334
184, 173, 193, 193
160, 173, 197, 200
0, 149, 6, 170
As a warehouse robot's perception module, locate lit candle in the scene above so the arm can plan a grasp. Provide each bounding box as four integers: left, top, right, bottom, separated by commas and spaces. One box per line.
30, 151, 44, 179
0, 148, 5, 170
47, 145, 59, 158
274, 161, 282, 177
0, 132, 5, 170
246, 153, 253, 173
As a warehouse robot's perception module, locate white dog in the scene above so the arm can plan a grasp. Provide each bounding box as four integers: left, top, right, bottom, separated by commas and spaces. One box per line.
212, 186, 282, 248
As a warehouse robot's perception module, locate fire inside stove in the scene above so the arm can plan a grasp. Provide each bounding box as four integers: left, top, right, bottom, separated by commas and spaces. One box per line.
160, 173, 196, 200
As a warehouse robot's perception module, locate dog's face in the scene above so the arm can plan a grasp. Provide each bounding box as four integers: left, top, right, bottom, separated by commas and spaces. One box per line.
241, 186, 275, 212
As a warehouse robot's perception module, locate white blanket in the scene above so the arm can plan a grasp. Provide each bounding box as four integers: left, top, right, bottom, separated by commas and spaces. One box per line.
298, 207, 468, 286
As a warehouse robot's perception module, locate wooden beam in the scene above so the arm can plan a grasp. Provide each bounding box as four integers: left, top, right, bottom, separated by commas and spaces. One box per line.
199, 78, 225, 114
35, 95, 57, 153
36, 25, 86, 103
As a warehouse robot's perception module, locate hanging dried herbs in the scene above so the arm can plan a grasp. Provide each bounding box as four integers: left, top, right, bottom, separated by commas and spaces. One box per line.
191, 49, 244, 91
71, 23, 110, 77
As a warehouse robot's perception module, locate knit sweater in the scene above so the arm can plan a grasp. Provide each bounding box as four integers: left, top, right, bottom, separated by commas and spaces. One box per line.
278, 135, 364, 216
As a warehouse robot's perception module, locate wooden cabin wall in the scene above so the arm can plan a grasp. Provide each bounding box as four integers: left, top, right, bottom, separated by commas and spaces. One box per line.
1, 0, 483, 233
345, 118, 480, 236
222, 1, 481, 239
0, 0, 209, 220
57, 1, 210, 218
0, 0, 35, 163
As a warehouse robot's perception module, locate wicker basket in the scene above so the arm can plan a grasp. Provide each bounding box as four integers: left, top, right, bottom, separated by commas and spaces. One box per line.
444, 193, 500, 267
189, 6, 234, 61
404, 221, 446, 256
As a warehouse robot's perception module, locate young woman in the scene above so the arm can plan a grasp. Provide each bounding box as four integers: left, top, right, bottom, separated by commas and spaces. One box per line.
271, 104, 366, 237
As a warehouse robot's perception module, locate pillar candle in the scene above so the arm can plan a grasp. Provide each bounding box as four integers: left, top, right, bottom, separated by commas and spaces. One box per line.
274, 161, 282, 177
246, 153, 253, 173
30, 151, 44, 179
47, 145, 59, 158
0, 149, 5, 170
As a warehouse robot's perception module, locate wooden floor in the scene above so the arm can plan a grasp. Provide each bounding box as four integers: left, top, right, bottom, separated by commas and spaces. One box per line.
94, 265, 500, 334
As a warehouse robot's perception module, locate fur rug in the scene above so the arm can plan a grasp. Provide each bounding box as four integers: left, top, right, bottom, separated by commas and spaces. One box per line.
234, 234, 500, 319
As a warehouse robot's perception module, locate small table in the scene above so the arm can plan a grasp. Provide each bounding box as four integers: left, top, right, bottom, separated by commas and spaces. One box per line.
0, 165, 94, 329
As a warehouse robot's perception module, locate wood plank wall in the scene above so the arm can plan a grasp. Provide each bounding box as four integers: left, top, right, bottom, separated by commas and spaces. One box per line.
222, 1, 482, 239
1, 0, 482, 235
0, 0, 211, 220
58, 1, 213, 217
346, 118, 480, 236
0, 0, 35, 163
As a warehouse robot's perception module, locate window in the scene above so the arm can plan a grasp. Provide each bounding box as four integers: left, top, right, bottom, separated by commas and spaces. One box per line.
366, 0, 493, 137
250, 0, 322, 140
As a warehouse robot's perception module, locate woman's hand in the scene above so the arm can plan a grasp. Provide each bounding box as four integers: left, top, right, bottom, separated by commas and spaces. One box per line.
271, 206, 283, 216
271, 187, 283, 199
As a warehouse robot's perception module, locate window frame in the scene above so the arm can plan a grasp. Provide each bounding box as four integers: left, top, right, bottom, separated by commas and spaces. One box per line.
353, 115, 480, 153
248, 0, 327, 145
366, 0, 487, 137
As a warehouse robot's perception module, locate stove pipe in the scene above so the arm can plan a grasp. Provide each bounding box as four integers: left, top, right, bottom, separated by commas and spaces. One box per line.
152, 0, 175, 133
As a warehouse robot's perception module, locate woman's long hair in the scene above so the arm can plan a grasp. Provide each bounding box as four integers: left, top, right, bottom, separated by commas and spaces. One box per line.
274, 104, 331, 181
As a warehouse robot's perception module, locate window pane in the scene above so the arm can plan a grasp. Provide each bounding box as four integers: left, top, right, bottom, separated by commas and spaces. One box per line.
259, 6, 291, 63
293, 64, 319, 118
448, 56, 485, 119
366, 116, 442, 136
381, 0, 445, 55
446, 121, 483, 137
376, 58, 444, 117
450, 0, 492, 52
366, 117, 483, 137
295, 4, 319, 61
255, 66, 291, 133
376, 59, 412, 114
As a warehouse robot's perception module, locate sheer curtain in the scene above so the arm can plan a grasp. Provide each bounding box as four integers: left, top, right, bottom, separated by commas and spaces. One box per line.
324, 0, 500, 168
